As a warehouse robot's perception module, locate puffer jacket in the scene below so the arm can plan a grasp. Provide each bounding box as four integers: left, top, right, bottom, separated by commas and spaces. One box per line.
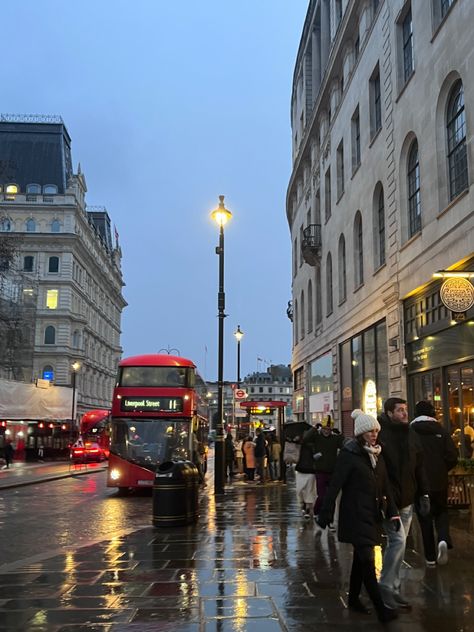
318, 439, 397, 547
410, 416, 458, 491
378, 413, 429, 508
295, 428, 317, 474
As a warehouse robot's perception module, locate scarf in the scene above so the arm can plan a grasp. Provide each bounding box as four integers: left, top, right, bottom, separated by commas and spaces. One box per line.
363, 443, 382, 469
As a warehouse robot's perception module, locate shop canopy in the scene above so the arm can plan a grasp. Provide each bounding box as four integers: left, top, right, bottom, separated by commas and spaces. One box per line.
0, 378, 73, 420
239, 401, 287, 409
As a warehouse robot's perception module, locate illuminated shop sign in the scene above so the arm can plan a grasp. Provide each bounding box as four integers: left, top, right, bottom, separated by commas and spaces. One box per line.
363, 379, 377, 418
121, 397, 183, 412
440, 277, 474, 312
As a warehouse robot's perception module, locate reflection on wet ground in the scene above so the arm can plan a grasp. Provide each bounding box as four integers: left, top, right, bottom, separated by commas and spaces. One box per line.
0, 474, 473, 630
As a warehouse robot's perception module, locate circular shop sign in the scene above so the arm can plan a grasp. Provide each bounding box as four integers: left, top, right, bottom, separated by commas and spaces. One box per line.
440, 277, 474, 312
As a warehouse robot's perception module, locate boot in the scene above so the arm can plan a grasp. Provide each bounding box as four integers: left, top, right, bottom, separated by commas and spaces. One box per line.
376, 604, 399, 624
348, 597, 372, 614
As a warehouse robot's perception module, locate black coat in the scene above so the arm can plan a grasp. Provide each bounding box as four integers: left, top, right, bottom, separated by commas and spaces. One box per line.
410, 416, 458, 492
318, 439, 397, 548
377, 413, 429, 508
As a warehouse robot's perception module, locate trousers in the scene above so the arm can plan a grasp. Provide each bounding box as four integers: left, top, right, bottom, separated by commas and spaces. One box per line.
380, 504, 413, 592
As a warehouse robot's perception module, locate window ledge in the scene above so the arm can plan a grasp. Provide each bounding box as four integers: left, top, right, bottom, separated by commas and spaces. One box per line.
369, 127, 382, 148
395, 70, 415, 104
338, 297, 347, 307
431, 1, 457, 42
351, 163, 361, 180
336, 190, 345, 204
437, 187, 469, 219
353, 282, 365, 293
400, 230, 421, 252
373, 262, 386, 276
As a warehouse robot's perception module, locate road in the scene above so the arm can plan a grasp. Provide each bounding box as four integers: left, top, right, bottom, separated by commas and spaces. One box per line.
0, 471, 153, 568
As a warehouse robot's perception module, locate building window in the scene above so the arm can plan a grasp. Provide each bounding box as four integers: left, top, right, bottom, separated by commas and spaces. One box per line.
375, 186, 386, 267
300, 290, 305, 340
338, 234, 346, 304
299, 224, 304, 266
42, 365, 54, 380
0, 217, 11, 231
370, 65, 382, 138
441, 0, 454, 18
315, 266, 322, 324
402, 7, 414, 83
44, 326, 56, 345
325, 167, 331, 221
23, 256, 34, 272
26, 218, 36, 232
447, 80, 468, 200
354, 211, 364, 287
294, 367, 304, 390
51, 219, 60, 233
5, 184, 19, 200
26, 184, 41, 194
351, 106, 361, 172
407, 140, 421, 237
335, 0, 343, 26
307, 280, 313, 333
72, 330, 81, 348
46, 289, 59, 310
294, 299, 299, 345
326, 252, 333, 316
48, 256, 60, 273
293, 237, 297, 277
336, 140, 344, 199
43, 184, 58, 194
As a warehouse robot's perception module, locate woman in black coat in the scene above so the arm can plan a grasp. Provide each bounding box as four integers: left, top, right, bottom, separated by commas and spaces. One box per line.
317, 410, 400, 624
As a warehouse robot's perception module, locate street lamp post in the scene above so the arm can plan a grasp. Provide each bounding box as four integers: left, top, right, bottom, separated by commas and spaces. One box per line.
211, 195, 232, 494
233, 325, 244, 435
70, 361, 81, 444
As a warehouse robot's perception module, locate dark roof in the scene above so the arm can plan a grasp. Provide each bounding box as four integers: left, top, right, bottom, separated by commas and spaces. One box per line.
0, 121, 73, 194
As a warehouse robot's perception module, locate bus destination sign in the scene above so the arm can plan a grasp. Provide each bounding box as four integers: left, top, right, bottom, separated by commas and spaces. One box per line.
121, 397, 183, 412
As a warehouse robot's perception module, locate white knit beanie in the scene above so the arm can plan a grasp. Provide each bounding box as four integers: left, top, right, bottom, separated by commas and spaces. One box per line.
351, 409, 381, 436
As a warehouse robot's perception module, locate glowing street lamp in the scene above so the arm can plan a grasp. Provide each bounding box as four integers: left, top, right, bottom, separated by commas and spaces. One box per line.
70, 361, 81, 444
233, 325, 244, 388
211, 195, 232, 494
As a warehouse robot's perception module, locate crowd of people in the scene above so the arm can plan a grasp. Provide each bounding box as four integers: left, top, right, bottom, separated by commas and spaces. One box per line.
223, 428, 282, 484
290, 398, 459, 624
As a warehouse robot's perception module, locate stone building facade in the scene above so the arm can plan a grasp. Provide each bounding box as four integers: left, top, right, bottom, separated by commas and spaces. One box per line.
0, 116, 127, 420
287, 0, 474, 443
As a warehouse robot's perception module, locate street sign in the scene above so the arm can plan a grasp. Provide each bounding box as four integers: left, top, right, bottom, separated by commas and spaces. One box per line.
235, 389, 247, 399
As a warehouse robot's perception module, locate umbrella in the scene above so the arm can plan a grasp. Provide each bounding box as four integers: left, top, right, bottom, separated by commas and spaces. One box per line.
283, 421, 312, 441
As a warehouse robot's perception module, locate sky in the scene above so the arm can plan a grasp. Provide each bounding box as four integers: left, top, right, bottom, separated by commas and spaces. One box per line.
3, 0, 308, 382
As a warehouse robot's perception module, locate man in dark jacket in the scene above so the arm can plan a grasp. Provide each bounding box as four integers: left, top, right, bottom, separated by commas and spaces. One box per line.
377, 397, 429, 609
308, 416, 344, 520
410, 400, 458, 566
254, 428, 267, 484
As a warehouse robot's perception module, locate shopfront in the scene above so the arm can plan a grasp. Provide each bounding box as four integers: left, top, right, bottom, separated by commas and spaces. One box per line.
404, 272, 474, 458
308, 352, 333, 425
339, 320, 388, 436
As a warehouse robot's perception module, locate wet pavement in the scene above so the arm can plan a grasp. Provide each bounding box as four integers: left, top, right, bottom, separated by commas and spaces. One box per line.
0, 464, 473, 631
0, 461, 106, 490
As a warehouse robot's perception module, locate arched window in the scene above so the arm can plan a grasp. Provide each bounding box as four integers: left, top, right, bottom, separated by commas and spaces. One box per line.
26, 184, 41, 194
23, 256, 34, 272
300, 290, 305, 340
447, 80, 468, 200
315, 267, 322, 324
48, 256, 59, 273
0, 217, 11, 231
51, 219, 60, 233
294, 299, 299, 346
44, 325, 56, 345
26, 218, 36, 232
5, 184, 19, 200
42, 365, 54, 380
326, 252, 333, 316
407, 140, 421, 237
354, 212, 364, 287
43, 184, 58, 194
307, 280, 313, 333
374, 185, 385, 267
338, 234, 346, 304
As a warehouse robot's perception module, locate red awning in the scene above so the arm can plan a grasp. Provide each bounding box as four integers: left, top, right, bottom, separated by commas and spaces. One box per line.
239, 400, 287, 409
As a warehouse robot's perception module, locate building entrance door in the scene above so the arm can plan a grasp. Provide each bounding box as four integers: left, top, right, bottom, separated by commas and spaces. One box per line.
446, 362, 474, 458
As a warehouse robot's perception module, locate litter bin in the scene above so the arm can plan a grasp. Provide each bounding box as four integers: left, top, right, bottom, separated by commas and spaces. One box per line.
153, 460, 199, 527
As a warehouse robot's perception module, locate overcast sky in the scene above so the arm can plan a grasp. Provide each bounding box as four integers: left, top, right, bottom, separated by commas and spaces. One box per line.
3, 1, 308, 382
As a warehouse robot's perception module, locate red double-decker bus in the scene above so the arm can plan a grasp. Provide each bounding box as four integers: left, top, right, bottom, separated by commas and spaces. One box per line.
107, 354, 207, 493
80, 409, 111, 455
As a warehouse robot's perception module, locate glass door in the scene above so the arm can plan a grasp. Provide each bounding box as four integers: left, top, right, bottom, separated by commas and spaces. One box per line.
446, 363, 474, 458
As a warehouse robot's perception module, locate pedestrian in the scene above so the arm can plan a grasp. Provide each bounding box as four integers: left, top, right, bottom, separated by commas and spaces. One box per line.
224, 432, 236, 480
309, 415, 344, 523
317, 409, 399, 624
410, 400, 458, 566
242, 435, 256, 481
192, 433, 205, 485
235, 437, 244, 474
3, 441, 14, 469
295, 429, 317, 520
270, 436, 282, 480
38, 442, 44, 462
377, 397, 429, 609
254, 427, 267, 484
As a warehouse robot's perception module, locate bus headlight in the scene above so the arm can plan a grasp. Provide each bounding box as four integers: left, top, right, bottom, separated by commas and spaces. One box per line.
110, 468, 121, 481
